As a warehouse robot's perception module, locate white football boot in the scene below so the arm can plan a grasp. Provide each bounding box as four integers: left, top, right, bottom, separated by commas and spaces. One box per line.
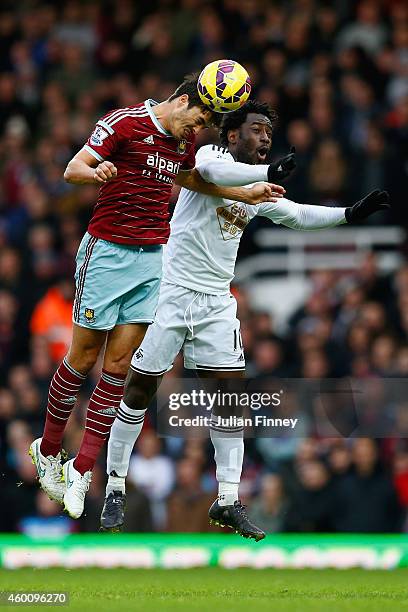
29, 438, 65, 504
62, 459, 92, 519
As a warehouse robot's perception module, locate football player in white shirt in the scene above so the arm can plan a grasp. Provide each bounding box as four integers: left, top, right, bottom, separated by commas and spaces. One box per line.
101, 101, 389, 538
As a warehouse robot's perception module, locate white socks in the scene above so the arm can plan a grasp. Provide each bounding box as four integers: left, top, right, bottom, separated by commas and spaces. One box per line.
106, 475, 125, 495
106, 400, 146, 496
210, 414, 244, 506
218, 482, 240, 506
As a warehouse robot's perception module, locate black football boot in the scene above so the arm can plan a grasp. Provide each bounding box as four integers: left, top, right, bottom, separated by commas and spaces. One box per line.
209, 499, 265, 541
100, 491, 126, 532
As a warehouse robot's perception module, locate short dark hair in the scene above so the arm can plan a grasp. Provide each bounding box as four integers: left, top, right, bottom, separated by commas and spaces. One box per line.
219, 101, 278, 147
168, 72, 209, 111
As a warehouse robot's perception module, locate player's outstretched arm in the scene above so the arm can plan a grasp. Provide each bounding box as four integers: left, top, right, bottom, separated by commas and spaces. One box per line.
64, 149, 118, 185
176, 169, 285, 204
259, 190, 390, 230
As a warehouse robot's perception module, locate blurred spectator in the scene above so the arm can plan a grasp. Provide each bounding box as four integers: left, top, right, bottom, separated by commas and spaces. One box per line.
255, 392, 310, 468
0, 289, 19, 372
251, 337, 286, 376
128, 430, 175, 529
308, 140, 348, 202
328, 442, 352, 482
285, 459, 336, 532
336, 1, 387, 56
286, 119, 313, 201
30, 278, 74, 363
334, 438, 403, 532
393, 443, 408, 529
353, 124, 391, 201
166, 458, 215, 533
249, 474, 288, 533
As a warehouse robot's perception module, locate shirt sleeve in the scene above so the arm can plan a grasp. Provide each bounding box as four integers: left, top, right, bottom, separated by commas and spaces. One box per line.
257, 197, 347, 230
83, 118, 123, 162
195, 145, 269, 186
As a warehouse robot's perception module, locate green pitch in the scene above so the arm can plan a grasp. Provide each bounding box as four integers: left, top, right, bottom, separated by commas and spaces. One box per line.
1, 568, 408, 611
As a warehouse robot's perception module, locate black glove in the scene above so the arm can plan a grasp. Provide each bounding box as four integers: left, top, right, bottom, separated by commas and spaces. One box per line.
345, 189, 390, 223
267, 146, 296, 182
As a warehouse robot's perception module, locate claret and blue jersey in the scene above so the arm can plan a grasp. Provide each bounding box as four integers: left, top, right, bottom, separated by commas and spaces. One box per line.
72, 100, 195, 329
83, 99, 195, 246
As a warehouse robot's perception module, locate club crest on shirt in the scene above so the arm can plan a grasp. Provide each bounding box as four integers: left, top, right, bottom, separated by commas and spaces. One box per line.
177, 139, 187, 154
216, 203, 249, 240
84, 308, 95, 323
90, 125, 109, 147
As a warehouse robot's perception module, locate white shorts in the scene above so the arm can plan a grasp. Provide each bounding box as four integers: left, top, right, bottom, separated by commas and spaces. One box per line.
131, 282, 245, 374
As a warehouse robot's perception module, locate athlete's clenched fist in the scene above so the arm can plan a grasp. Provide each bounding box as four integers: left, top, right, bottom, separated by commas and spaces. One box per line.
93, 161, 118, 183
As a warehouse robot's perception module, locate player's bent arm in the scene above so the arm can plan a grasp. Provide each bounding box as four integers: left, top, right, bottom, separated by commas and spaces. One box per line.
176, 169, 284, 205
64, 149, 118, 185
195, 157, 270, 186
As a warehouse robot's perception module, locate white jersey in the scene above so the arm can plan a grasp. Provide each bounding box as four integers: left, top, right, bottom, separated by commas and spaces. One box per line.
163, 144, 347, 295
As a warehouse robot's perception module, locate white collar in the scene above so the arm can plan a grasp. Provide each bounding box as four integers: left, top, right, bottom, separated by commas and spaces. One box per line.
144, 99, 171, 136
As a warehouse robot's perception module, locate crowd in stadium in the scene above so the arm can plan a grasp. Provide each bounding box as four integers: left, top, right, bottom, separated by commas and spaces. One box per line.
1, 0, 408, 534
2, 260, 408, 534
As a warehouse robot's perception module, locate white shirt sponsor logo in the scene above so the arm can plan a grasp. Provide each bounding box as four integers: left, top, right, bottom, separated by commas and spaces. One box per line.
146, 151, 181, 174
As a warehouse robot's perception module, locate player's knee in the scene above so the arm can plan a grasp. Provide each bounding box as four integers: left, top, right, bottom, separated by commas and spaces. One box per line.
67, 346, 99, 374
123, 371, 157, 410
104, 349, 133, 376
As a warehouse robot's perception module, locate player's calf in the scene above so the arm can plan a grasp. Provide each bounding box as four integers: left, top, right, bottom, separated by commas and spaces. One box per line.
123, 368, 160, 410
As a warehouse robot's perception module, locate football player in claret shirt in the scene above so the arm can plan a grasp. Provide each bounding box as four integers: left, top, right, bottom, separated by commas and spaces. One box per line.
29, 73, 285, 519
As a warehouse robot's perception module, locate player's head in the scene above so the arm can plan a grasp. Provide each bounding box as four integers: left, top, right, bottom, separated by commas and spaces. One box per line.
220, 101, 278, 164
166, 73, 215, 140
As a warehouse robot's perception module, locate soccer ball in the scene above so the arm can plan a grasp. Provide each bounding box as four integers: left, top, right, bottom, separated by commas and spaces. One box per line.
197, 59, 251, 113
